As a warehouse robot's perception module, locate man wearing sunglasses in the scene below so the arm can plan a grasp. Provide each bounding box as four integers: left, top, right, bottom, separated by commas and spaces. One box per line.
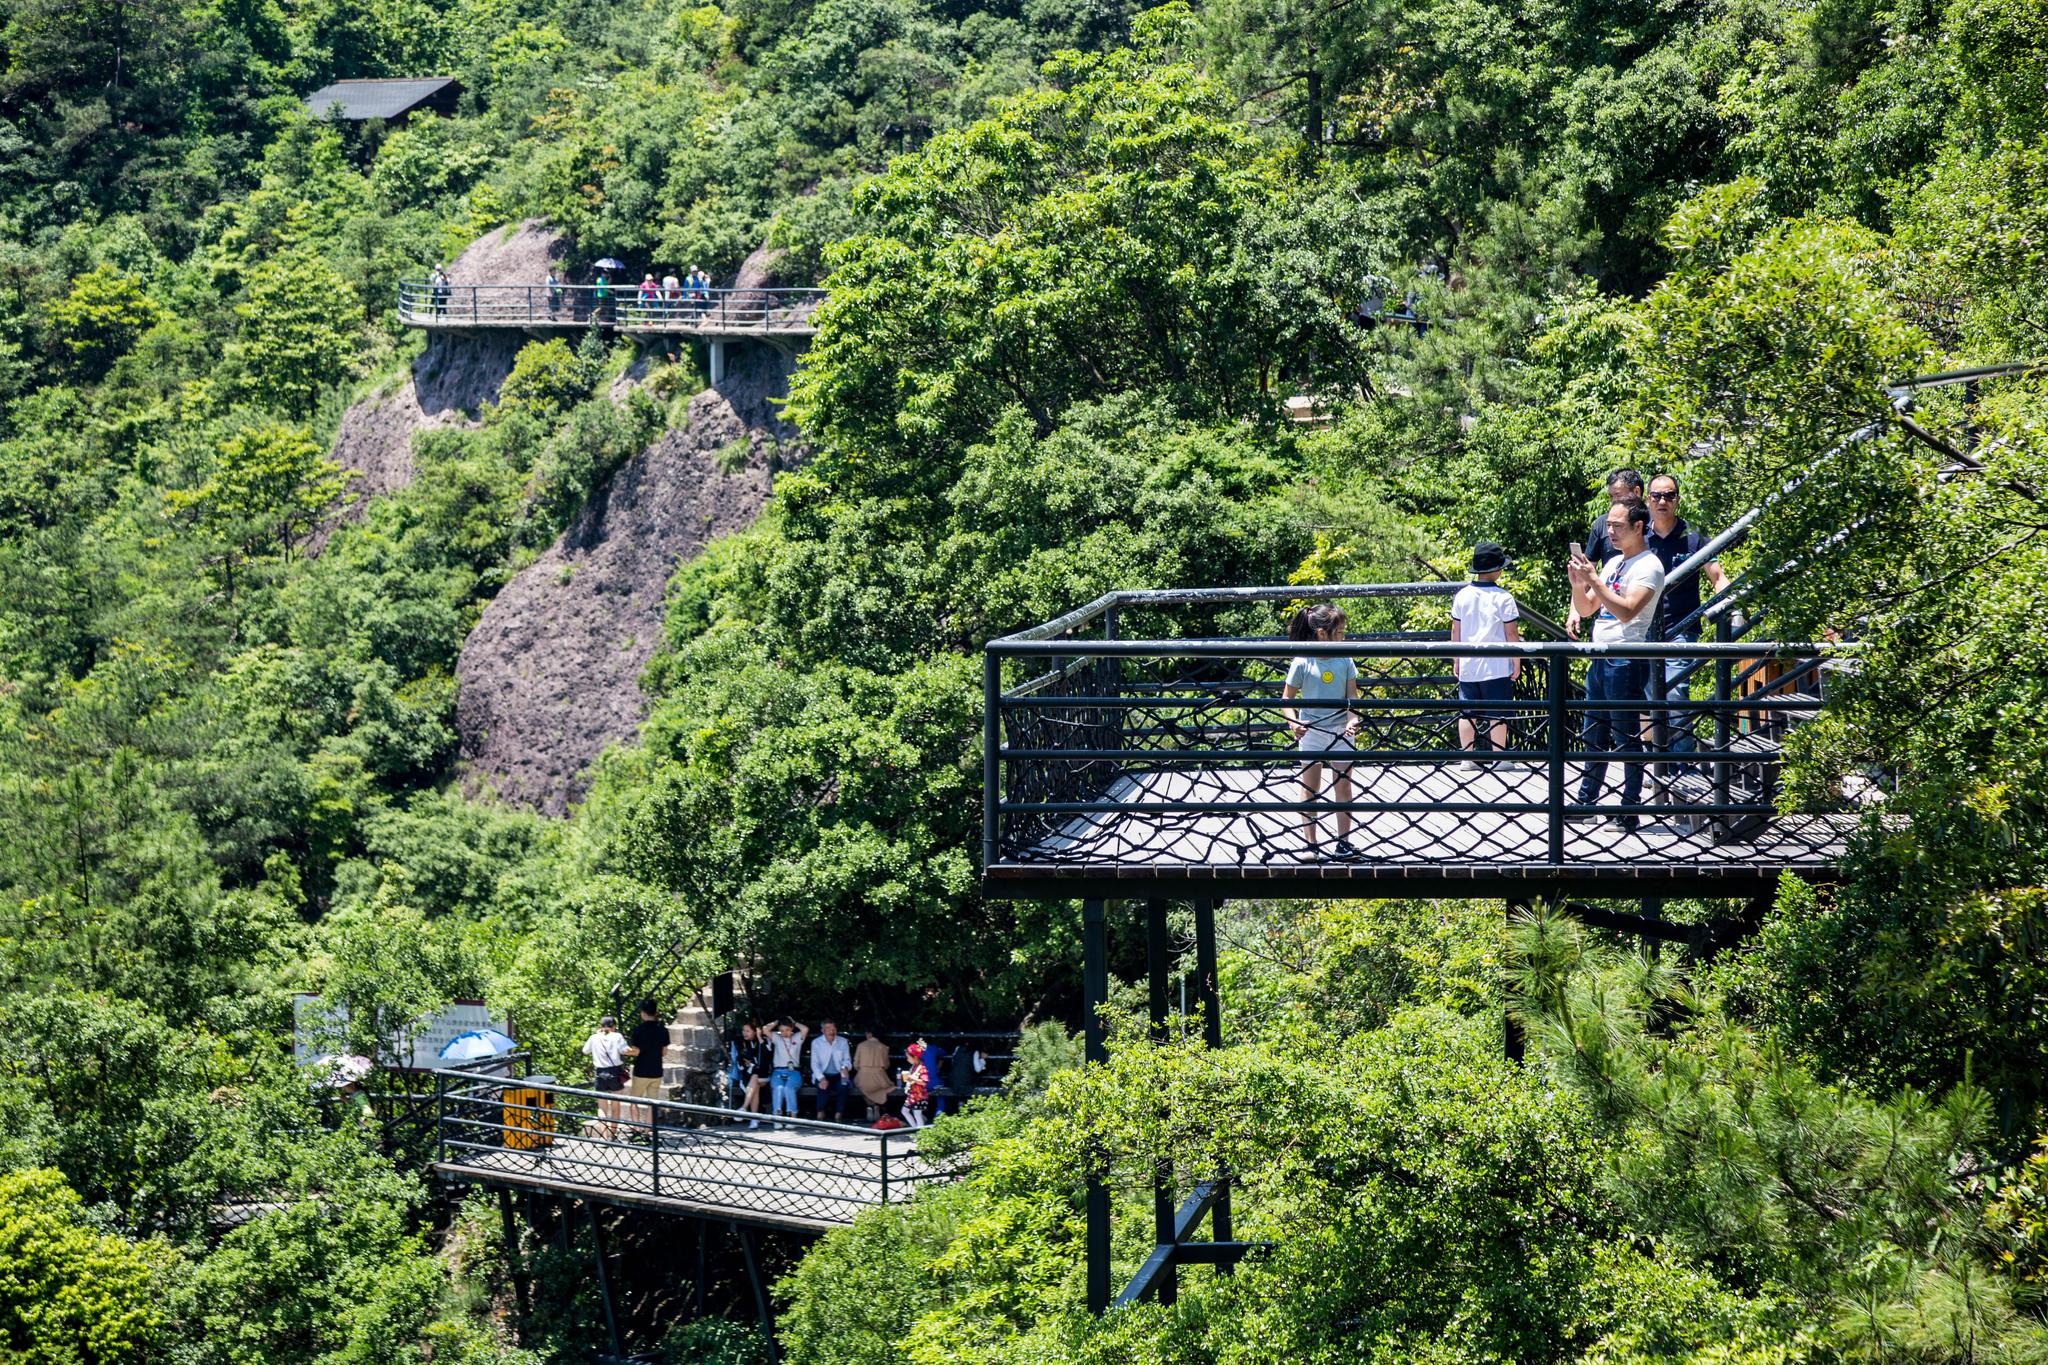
1642, 474, 1727, 763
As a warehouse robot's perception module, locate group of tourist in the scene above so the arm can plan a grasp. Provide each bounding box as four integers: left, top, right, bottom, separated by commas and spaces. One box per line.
419, 263, 726, 323
576, 1006, 987, 1136
724, 1021, 983, 1131
1283, 468, 1726, 848
558, 267, 714, 322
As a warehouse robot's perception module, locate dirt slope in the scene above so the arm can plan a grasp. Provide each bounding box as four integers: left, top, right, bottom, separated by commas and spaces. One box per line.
453, 345, 801, 814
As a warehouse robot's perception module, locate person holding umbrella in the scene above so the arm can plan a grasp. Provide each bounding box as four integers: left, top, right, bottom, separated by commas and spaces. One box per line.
592, 258, 625, 322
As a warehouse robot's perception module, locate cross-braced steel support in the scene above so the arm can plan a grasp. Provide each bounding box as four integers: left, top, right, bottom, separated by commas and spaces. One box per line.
1085, 899, 1261, 1315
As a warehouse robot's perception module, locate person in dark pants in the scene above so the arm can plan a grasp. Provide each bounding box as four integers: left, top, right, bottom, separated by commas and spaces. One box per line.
947, 1043, 983, 1111
1566, 468, 1645, 639
810, 1019, 852, 1122
1567, 498, 1665, 832
1449, 541, 1522, 770
1642, 473, 1728, 763
924, 1039, 950, 1116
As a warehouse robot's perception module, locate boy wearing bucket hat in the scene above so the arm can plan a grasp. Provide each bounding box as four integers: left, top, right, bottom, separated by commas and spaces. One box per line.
1448, 542, 1522, 771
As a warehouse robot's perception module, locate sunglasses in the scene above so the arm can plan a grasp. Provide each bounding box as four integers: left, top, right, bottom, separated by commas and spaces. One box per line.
1648, 490, 1678, 501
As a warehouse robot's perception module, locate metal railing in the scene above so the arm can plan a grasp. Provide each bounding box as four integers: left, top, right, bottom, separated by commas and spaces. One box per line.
983, 585, 1858, 875
431, 1068, 951, 1228
397, 281, 827, 332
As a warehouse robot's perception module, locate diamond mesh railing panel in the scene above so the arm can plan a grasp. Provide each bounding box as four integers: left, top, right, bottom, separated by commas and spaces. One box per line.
989, 613, 1855, 875
436, 1077, 953, 1228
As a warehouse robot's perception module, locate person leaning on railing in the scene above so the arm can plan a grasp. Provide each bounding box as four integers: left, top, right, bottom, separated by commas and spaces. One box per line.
1566, 498, 1666, 833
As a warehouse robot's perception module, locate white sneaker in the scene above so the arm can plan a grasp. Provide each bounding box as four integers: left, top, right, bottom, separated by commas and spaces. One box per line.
1453, 759, 1479, 774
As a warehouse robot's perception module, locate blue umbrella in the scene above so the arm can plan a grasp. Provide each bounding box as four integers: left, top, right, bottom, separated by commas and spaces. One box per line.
593, 257, 626, 271
440, 1029, 518, 1062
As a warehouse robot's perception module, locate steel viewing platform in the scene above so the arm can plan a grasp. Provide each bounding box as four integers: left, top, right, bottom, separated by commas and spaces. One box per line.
429, 1067, 948, 1234
980, 584, 1863, 903
397, 280, 826, 339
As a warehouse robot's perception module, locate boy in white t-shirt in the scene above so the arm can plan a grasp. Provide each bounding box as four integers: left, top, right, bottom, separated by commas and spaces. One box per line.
1448, 542, 1522, 771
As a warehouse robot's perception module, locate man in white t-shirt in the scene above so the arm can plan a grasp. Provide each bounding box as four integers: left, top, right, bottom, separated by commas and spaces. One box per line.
1448, 541, 1521, 771
1567, 499, 1665, 831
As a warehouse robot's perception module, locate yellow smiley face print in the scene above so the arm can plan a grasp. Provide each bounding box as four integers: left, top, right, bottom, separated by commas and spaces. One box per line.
1320, 670, 1334, 684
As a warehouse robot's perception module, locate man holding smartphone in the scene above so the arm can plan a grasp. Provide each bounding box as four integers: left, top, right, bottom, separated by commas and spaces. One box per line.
1567, 498, 1664, 832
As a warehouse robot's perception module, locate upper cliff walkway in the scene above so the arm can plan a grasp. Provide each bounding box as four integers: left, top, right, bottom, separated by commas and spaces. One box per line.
398, 280, 826, 338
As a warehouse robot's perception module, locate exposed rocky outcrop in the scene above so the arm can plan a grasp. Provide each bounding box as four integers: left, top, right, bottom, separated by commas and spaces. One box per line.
441, 218, 568, 288
454, 344, 802, 815
324, 221, 568, 526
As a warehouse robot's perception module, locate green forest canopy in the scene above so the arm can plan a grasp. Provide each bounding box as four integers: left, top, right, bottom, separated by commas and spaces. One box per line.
0, 0, 2046, 1357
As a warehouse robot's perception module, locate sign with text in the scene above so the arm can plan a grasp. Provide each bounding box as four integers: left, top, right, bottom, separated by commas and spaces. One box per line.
294, 994, 511, 1071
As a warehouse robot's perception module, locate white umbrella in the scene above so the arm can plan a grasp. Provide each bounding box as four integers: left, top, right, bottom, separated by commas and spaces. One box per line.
593, 257, 626, 271
440, 1029, 518, 1062
309, 1053, 373, 1087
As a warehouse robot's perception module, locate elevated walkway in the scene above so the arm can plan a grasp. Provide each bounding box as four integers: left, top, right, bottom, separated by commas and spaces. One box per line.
981, 584, 1858, 903
429, 1066, 948, 1234
398, 281, 825, 339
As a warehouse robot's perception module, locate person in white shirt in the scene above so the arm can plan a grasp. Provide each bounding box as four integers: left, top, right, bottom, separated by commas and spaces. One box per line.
810, 1020, 853, 1123
767, 1018, 808, 1125
579, 1016, 629, 1136
1281, 603, 1362, 857
1567, 498, 1666, 832
1448, 542, 1522, 771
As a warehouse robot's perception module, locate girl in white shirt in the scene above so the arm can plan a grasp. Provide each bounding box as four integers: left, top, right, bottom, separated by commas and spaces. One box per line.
1281, 603, 1362, 857
580, 1016, 629, 1137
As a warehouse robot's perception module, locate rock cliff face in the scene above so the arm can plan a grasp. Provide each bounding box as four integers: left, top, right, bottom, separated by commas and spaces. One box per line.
325, 221, 567, 522
453, 344, 801, 814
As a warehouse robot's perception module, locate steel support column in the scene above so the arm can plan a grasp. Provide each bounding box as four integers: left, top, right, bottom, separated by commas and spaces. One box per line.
585, 1203, 623, 1359
1145, 899, 1176, 1307
734, 1221, 780, 1363
1192, 899, 1233, 1256
497, 1190, 531, 1329
1083, 898, 1111, 1316
693, 1218, 708, 1317
1505, 899, 1531, 1063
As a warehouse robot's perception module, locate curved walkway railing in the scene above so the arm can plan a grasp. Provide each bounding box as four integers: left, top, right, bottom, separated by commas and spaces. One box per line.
431, 1067, 951, 1232
398, 280, 827, 334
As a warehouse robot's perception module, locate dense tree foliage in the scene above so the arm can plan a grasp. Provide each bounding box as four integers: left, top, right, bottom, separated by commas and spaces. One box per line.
0, 0, 2042, 1352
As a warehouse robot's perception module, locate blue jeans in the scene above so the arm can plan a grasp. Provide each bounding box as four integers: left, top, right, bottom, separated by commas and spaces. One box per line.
1578, 657, 1649, 812
1655, 641, 1698, 758
771, 1067, 800, 1116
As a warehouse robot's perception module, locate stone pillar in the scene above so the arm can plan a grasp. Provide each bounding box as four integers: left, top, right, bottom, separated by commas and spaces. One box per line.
666, 1000, 722, 1100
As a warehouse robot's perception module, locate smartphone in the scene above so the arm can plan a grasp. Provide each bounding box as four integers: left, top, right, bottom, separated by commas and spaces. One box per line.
1567, 540, 1588, 564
